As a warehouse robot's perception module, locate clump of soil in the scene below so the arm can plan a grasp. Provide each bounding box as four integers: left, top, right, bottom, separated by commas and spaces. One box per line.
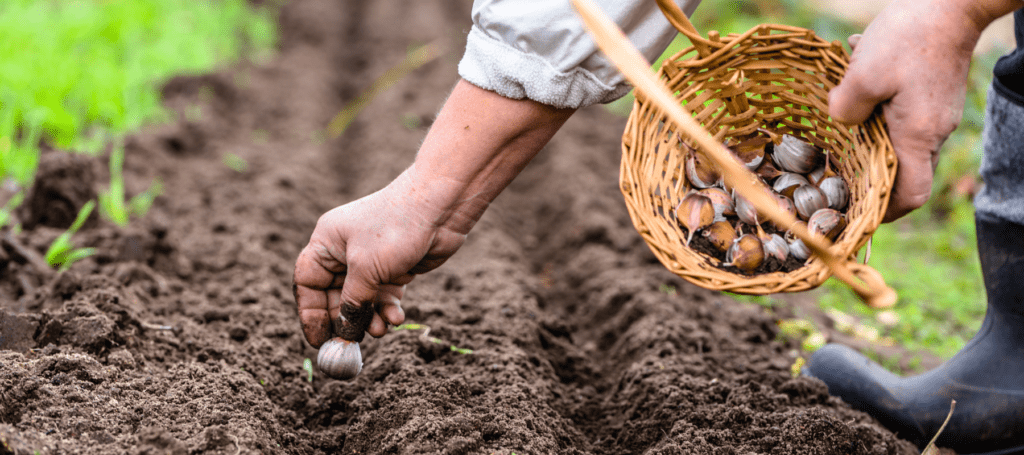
0, 1, 920, 454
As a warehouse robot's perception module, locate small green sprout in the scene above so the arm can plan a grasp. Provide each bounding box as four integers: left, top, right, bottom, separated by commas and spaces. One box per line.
327, 41, 443, 138
45, 200, 97, 271
393, 323, 474, 355
658, 284, 677, 296
0, 190, 24, 229
222, 153, 249, 173
303, 358, 313, 382
130, 179, 163, 219
399, 112, 422, 130
99, 142, 163, 227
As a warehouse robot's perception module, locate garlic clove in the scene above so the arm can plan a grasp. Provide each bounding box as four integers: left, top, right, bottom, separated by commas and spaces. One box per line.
808, 157, 839, 185
702, 220, 736, 253
763, 233, 790, 262
677, 193, 715, 246
788, 237, 811, 261
772, 134, 821, 174
772, 172, 810, 194
808, 208, 848, 241
754, 157, 783, 181
733, 192, 760, 226
771, 193, 798, 231
685, 150, 721, 189
728, 140, 766, 171
725, 234, 765, 274
793, 184, 828, 220
807, 166, 826, 185
698, 187, 735, 218
317, 337, 363, 380
785, 220, 808, 241
818, 176, 850, 211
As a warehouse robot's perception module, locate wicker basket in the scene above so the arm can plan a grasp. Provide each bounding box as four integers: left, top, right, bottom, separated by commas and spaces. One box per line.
619, 1, 897, 295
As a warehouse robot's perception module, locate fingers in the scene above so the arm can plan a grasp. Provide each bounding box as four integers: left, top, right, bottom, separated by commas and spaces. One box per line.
847, 34, 862, 49
879, 104, 945, 222
829, 65, 896, 126
294, 283, 333, 347
333, 278, 408, 340
367, 285, 406, 338
882, 147, 935, 222
829, 30, 900, 126
293, 244, 346, 348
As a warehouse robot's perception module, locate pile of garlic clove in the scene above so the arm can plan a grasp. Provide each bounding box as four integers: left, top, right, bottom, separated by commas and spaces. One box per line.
676, 131, 850, 275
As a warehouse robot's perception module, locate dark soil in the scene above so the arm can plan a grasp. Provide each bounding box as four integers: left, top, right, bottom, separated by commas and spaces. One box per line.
0, 1, 923, 454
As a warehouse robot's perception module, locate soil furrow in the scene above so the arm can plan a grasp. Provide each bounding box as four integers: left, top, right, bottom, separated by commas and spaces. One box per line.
0, 1, 921, 454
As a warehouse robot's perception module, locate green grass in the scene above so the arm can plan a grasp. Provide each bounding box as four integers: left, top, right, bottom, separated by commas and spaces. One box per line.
44, 200, 96, 271
0, 0, 278, 185
618, 0, 1001, 365
99, 141, 164, 226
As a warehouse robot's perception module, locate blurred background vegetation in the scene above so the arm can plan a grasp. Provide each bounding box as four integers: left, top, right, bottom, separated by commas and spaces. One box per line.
0, 0, 1013, 370
0, 0, 276, 186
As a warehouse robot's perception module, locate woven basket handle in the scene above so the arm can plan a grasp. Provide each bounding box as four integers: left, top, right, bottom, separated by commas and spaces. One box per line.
572, 0, 897, 308
654, 0, 712, 58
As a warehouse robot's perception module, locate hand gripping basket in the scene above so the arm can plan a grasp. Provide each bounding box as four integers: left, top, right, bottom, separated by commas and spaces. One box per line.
576, 0, 898, 305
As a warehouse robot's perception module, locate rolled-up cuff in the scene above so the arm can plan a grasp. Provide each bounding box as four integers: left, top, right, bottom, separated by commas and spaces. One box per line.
975, 85, 1024, 225
458, 26, 632, 109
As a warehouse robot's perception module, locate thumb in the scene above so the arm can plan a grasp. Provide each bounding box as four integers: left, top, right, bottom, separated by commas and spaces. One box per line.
829, 46, 896, 125
847, 34, 862, 50
334, 263, 380, 343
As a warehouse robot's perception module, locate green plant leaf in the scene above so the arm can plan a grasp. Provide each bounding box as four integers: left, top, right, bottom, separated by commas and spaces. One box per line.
45, 200, 95, 270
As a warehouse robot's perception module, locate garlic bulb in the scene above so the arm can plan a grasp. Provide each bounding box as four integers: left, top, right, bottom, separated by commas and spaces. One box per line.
685, 151, 721, 189
818, 176, 850, 211
677, 193, 715, 246
772, 134, 821, 174
793, 185, 828, 220
698, 187, 735, 219
317, 337, 363, 380
725, 234, 765, 274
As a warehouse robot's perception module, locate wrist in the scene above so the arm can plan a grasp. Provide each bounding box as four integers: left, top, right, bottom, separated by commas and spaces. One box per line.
957, 0, 1021, 31
937, 0, 1020, 47
390, 163, 488, 236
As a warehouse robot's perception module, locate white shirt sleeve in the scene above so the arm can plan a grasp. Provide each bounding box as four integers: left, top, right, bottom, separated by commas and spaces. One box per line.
458, 0, 701, 109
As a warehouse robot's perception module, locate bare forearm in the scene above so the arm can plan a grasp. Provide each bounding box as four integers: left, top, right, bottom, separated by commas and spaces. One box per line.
927, 0, 1021, 53
397, 79, 575, 234
961, 0, 1022, 31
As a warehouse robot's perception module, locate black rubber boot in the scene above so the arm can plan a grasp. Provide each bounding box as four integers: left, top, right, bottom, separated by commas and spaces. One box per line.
805, 212, 1024, 454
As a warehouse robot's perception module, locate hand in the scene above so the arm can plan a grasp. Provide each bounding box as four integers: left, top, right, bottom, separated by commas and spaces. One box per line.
292, 172, 468, 347
293, 80, 575, 347
828, 0, 1017, 222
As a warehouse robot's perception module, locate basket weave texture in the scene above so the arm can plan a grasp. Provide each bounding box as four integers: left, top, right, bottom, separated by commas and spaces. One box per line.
620, 24, 897, 295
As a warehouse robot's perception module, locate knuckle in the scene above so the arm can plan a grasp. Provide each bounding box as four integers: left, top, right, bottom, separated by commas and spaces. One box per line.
903, 192, 930, 211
